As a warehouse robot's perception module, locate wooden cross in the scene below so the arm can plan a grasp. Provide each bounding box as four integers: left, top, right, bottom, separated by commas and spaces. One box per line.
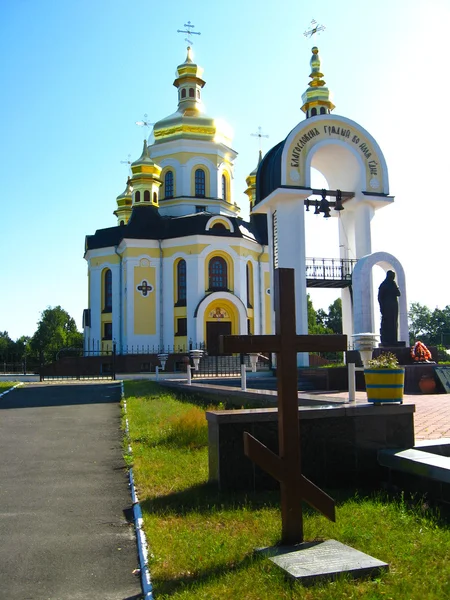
220, 268, 347, 544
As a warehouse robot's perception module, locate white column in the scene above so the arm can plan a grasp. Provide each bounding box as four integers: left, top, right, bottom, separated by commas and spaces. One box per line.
186, 255, 201, 346
89, 267, 102, 353
162, 257, 174, 351
274, 195, 308, 367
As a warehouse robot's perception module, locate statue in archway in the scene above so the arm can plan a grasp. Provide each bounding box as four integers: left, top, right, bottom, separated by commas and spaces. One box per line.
378, 270, 401, 345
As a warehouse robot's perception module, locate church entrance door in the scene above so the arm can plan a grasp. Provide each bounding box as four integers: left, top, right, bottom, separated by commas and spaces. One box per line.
206, 321, 231, 355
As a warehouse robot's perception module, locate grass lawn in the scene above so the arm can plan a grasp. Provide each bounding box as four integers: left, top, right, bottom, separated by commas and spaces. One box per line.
0, 382, 18, 393
124, 380, 450, 600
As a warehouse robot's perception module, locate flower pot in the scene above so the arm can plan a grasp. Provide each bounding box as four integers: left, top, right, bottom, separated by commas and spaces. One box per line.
364, 368, 405, 404
418, 375, 436, 394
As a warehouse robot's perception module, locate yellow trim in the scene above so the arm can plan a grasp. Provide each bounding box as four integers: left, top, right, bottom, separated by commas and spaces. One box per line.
163, 244, 210, 258
204, 250, 234, 292
91, 255, 119, 267
229, 246, 270, 262
191, 165, 210, 197
134, 266, 156, 335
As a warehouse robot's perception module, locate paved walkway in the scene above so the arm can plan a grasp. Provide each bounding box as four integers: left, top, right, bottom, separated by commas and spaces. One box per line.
311, 390, 450, 440
0, 382, 141, 600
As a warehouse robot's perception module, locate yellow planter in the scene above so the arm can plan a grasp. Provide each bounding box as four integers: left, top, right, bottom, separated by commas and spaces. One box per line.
364, 368, 405, 404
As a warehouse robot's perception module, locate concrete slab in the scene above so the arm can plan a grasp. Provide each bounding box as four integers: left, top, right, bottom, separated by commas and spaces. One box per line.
258, 539, 388, 584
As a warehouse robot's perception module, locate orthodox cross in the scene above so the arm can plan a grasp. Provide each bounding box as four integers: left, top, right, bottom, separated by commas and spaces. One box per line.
137, 280, 153, 297
304, 19, 326, 39
251, 126, 269, 153
177, 21, 201, 46
120, 153, 132, 175
221, 268, 347, 544
135, 114, 155, 144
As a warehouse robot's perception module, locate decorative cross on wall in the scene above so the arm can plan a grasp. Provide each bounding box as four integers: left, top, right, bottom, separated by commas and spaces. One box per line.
221, 268, 347, 544
137, 280, 153, 297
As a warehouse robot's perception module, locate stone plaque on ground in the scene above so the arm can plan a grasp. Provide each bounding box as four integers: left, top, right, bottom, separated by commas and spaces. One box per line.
258, 539, 388, 584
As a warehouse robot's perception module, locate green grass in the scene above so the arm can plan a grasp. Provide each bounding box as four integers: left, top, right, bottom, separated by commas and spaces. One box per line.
0, 381, 19, 393
124, 380, 450, 599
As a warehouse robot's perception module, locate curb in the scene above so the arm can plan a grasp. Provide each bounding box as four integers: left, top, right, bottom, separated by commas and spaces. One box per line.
121, 381, 154, 600
0, 383, 23, 400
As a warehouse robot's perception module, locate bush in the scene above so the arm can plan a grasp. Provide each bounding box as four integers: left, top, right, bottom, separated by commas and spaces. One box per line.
165, 406, 209, 449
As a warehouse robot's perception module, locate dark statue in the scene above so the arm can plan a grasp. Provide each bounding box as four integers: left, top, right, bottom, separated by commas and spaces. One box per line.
378, 270, 401, 345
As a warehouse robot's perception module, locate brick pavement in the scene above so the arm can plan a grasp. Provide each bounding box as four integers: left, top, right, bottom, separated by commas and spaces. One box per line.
315, 390, 450, 440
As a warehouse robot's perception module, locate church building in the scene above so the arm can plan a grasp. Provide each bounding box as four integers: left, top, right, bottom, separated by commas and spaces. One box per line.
83, 44, 408, 363
83, 46, 270, 356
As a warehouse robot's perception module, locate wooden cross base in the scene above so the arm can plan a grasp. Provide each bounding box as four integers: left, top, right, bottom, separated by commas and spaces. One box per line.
221, 268, 347, 544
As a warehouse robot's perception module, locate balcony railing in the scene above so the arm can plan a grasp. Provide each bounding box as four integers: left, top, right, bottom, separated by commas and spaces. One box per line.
306, 258, 357, 288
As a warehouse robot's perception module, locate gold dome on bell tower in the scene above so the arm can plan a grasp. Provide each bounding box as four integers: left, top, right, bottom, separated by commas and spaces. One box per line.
301, 47, 335, 118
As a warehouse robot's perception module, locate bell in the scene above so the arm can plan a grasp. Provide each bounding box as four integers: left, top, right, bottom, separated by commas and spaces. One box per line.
305, 198, 310, 212
314, 200, 321, 214
334, 189, 344, 211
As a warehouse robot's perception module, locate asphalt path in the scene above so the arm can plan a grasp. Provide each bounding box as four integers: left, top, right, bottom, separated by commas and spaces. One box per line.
0, 382, 142, 600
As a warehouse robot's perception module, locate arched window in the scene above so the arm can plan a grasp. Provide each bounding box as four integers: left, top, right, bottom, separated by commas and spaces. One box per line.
195, 169, 206, 198
209, 256, 228, 290
177, 259, 187, 305
104, 269, 112, 312
153, 192, 157, 203
320, 107, 326, 114
311, 107, 317, 116
246, 262, 254, 308
119, 220, 124, 226
165, 171, 174, 198
181, 89, 186, 98
189, 88, 195, 97
211, 222, 226, 232
222, 174, 227, 201
135, 191, 141, 203
144, 190, 150, 202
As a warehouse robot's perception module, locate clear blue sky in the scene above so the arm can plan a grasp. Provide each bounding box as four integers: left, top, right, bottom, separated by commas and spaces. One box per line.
1, 0, 449, 340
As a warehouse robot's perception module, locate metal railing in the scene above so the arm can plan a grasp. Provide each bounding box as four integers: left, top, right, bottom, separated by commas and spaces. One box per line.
306, 258, 357, 283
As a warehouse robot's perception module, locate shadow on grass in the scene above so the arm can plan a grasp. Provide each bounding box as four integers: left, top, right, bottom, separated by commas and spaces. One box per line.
152, 550, 268, 597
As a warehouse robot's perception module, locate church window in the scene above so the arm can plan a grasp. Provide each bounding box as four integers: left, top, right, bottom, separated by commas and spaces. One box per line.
311, 107, 317, 116
189, 88, 195, 97
144, 190, 150, 202
165, 171, 174, 198
320, 107, 326, 114
209, 256, 228, 290
135, 191, 141, 203
211, 222, 226, 232
153, 192, 157, 203
176, 259, 187, 305
246, 262, 254, 308
222, 174, 227, 201
181, 89, 186, 98
104, 269, 112, 312
176, 317, 187, 336
119, 220, 124, 226
195, 169, 206, 197
103, 322, 112, 340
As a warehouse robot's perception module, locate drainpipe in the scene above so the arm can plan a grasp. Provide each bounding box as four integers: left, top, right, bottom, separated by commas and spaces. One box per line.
159, 240, 164, 351
257, 244, 265, 334
114, 245, 123, 352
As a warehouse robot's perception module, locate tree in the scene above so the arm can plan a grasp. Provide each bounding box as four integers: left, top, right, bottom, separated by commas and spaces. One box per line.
0, 331, 13, 358
30, 306, 83, 363
408, 302, 450, 346
307, 295, 331, 335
